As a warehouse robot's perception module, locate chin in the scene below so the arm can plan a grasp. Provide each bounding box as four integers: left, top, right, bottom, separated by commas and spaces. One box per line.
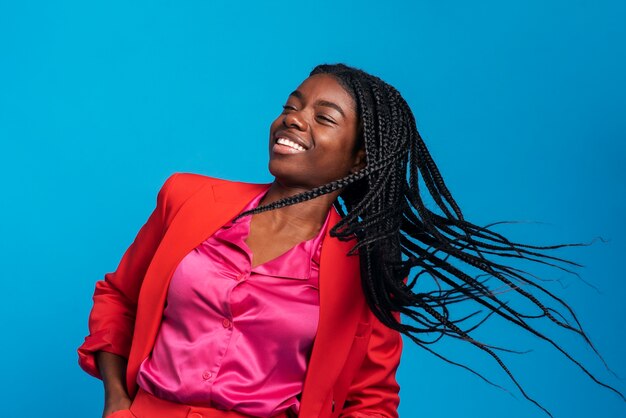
268, 161, 311, 189
268, 160, 294, 180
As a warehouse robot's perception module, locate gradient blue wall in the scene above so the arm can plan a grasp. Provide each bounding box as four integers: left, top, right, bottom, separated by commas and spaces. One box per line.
1, 1, 624, 417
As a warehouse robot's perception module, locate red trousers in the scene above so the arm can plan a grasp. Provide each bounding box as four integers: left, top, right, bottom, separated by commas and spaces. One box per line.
106, 388, 291, 418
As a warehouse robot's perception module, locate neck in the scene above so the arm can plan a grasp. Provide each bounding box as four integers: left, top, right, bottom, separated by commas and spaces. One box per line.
257, 180, 339, 232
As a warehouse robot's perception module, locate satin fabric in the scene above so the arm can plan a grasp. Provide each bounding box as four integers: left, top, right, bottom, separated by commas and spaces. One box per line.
136, 185, 331, 418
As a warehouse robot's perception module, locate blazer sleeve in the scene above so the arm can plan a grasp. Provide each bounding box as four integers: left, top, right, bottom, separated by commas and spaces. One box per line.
340, 311, 403, 418
77, 173, 179, 379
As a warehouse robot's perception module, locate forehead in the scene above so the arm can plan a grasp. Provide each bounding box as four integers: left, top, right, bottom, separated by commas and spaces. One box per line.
293, 74, 356, 111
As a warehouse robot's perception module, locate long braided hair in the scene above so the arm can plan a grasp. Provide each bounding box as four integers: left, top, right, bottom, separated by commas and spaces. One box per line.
236, 63, 623, 415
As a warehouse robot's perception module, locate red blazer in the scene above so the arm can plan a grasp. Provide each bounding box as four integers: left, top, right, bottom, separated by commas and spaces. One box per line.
78, 172, 402, 418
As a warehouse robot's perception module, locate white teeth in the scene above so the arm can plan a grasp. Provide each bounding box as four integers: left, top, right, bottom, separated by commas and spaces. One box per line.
277, 137, 306, 151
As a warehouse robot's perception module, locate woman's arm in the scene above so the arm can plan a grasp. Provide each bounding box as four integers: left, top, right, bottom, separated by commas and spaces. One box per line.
77, 173, 179, 378
79, 174, 181, 417
77, 173, 180, 382
96, 351, 132, 418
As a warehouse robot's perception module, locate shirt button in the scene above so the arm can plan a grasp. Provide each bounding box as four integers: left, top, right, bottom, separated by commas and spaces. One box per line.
189, 413, 203, 418
202, 371, 212, 380
236, 273, 245, 281
222, 318, 232, 328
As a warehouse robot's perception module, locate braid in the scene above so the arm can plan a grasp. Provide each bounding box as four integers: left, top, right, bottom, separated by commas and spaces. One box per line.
238, 63, 624, 415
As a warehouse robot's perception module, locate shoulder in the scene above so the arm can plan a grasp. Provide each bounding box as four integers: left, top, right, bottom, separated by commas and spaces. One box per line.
164, 171, 245, 188
157, 172, 266, 209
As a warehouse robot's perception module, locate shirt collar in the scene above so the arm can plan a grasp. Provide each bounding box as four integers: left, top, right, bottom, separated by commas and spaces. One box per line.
219, 186, 332, 280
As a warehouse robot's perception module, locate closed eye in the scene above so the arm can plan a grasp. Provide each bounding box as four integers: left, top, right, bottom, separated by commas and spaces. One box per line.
317, 114, 336, 124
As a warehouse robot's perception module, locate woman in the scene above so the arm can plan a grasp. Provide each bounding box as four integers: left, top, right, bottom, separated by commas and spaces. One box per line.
78, 63, 622, 418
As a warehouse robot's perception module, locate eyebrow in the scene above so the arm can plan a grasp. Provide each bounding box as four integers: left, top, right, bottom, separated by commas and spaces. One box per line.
289, 90, 346, 118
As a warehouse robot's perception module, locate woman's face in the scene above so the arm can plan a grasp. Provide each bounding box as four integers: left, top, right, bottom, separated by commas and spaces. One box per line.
268, 73, 365, 190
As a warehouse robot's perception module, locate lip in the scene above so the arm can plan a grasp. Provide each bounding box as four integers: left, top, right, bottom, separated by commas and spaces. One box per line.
273, 130, 311, 150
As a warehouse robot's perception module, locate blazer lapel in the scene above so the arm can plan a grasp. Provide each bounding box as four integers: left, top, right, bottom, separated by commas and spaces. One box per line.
126, 180, 271, 395
299, 209, 366, 417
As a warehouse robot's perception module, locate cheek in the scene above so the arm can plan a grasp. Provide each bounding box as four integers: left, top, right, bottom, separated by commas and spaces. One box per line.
317, 137, 358, 172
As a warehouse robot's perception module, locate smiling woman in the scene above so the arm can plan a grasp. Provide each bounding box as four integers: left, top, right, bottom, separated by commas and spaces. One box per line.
78, 63, 624, 418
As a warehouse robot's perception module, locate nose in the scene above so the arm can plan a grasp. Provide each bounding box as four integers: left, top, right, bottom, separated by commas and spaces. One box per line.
283, 110, 307, 131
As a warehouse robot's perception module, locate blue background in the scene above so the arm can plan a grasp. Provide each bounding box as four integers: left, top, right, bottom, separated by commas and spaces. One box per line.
1, 1, 624, 417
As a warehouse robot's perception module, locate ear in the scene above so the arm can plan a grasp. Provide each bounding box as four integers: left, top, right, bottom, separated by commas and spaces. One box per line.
350, 147, 367, 174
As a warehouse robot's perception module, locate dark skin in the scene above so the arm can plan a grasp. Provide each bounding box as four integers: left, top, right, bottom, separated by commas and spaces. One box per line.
97, 73, 365, 417
98, 351, 131, 417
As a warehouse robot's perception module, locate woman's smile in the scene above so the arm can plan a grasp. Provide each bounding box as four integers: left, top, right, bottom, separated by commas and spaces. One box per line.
272, 130, 310, 154
273, 139, 306, 154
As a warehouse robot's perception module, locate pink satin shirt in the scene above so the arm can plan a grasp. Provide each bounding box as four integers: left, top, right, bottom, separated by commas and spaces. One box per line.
136, 186, 332, 417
